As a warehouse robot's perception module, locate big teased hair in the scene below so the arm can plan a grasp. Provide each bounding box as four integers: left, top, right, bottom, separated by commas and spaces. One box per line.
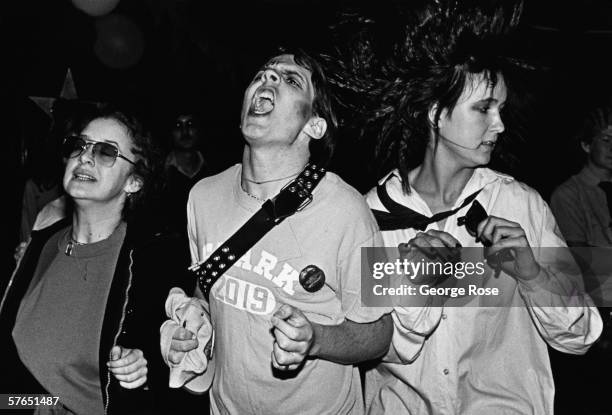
329, 0, 530, 191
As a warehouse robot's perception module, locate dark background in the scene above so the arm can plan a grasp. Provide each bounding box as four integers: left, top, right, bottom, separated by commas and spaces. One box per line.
1, 1, 611, 413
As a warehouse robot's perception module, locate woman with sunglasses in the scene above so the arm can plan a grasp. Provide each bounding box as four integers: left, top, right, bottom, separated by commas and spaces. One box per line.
1, 106, 193, 414
334, 2, 603, 414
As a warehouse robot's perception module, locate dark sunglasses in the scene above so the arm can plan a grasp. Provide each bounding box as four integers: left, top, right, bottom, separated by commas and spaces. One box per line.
62, 135, 136, 167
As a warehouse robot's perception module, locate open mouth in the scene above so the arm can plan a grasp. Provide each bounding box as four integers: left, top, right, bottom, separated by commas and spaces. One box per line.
249, 88, 275, 115
481, 140, 496, 149
73, 169, 96, 182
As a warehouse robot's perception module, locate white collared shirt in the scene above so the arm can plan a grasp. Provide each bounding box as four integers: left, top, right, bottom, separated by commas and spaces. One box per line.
365, 167, 602, 415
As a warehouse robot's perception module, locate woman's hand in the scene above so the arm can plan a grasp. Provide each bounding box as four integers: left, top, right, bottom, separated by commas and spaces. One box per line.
476, 216, 540, 281
107, 346, 148, 389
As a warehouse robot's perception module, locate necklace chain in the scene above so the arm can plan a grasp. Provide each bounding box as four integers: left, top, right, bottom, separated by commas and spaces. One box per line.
243, 171, 301, 185
240, 183, 266, 202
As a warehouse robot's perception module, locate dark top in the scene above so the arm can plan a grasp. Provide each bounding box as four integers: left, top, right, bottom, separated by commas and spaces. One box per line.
1, 217, 202, 414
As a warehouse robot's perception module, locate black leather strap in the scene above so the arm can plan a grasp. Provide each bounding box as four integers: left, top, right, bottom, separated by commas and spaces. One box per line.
191, 163, 327, 301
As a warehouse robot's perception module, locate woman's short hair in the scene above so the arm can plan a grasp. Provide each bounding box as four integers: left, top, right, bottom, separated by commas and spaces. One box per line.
78, 105, 164, 217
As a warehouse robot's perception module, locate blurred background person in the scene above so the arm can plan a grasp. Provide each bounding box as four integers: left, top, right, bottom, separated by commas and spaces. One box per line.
551, 106, 612, 248
550, 105, 612, 415
159, 111, 210, 235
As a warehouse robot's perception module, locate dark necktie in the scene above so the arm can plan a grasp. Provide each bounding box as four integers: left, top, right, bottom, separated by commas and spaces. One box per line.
371, 184, 482, 231
598, 181, 612, 226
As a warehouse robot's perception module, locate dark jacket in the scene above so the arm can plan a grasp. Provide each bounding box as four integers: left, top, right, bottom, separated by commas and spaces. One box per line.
0, 218, 196, 414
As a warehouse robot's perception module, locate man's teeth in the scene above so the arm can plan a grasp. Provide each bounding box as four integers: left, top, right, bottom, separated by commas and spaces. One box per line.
252, 96, 274, 114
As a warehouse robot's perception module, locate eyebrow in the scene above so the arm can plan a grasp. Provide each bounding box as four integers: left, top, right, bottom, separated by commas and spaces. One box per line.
477, 98, 499, 105
80, 134, 120, 147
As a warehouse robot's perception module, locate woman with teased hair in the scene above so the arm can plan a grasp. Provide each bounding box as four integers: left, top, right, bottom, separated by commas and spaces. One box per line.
1, 106, 193, 414
333, 1, 602, 413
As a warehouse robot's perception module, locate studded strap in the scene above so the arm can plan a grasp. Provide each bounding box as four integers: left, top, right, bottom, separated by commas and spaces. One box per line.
191, 162, 327, 301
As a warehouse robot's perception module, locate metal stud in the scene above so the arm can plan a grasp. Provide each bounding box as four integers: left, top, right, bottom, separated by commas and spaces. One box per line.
289, 186, 296, 193
304, 170, 311, 177
219, 263, 226, 269
206, 263, 213, 269
228, 254, 236, 261
305, 182, 313, 189
221, 246, 229, 253
211, 271, 218, 277
312, 173, 319, 180
298, 190, 307, 198
213, 255, 221, 262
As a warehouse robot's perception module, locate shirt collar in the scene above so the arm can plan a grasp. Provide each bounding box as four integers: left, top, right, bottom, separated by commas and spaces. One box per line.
165, 150, 205, 179
380, 168, 508, 213
576, 165, 606, 187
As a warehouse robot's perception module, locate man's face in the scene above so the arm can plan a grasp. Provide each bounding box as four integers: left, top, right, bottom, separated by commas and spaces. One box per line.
240, 54, 316, 148
584, 126, 612, 171
172, 114, 200, 150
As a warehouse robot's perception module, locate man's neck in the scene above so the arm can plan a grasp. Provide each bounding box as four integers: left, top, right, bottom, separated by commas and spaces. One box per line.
585, 162, 612, 182
241, 146, 309, 201
169, 149, 204, 178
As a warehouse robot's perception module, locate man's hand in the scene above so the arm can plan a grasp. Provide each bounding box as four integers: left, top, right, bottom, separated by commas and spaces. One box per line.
399, 230, 461, 285
270, 304, 315, 371
107, 346, 148, 389
168, 327, 199, 365
477, 216, 540, 281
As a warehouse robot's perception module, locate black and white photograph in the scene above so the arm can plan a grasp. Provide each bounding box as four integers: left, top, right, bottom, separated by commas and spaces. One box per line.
1, 1, 611, 414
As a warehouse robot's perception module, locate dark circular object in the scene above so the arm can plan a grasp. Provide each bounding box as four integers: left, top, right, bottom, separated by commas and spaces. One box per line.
299, 265, 326, 293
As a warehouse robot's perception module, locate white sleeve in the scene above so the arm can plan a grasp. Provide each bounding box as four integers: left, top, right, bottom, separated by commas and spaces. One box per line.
384, 304, 443, 363
519, 195, 602, 355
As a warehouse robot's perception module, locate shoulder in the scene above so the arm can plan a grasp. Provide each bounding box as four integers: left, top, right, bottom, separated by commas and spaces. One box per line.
484, 168, 543, 201
31, 218, 71, 242
318, 172, 373, 218
482, 169, 554, 230
189, 164, 239, 201
550, 175, 581, 205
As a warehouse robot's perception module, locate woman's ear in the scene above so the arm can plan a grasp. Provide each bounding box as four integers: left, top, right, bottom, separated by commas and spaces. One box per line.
124, 175, 143, 195
303, 116, 328, 140
428, 103, 441, 129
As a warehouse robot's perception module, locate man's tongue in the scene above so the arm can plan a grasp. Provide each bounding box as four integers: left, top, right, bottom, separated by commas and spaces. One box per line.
252, 97, 274, 115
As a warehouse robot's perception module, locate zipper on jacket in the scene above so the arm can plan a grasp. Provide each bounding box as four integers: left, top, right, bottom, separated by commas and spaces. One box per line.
0, 239, 31, 316
104, 249, 135, 415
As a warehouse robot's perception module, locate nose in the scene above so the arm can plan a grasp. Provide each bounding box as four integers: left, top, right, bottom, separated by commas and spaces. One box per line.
78, 142, 96, 165
490, 112, 505, 134
262, 68, 280, 84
